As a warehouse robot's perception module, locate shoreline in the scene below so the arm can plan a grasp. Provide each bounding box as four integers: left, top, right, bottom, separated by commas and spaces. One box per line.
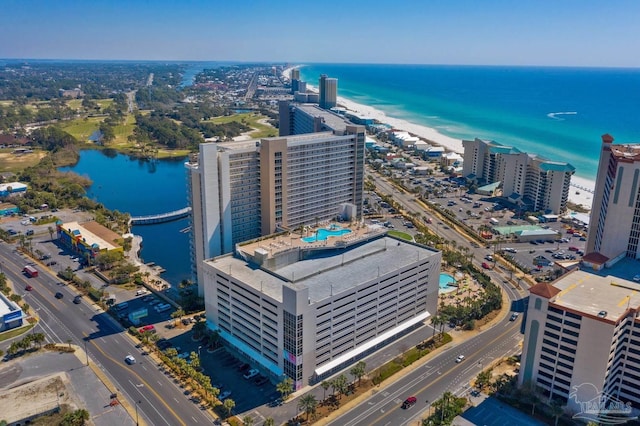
283, 66, 595, 210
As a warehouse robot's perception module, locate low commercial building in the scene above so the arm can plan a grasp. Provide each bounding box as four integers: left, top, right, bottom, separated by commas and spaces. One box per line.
202, 233, 441, 389
519, 269, 640, 421
56, 221, 123, 264
0, 181, 27, 197
0, 292, 24, 331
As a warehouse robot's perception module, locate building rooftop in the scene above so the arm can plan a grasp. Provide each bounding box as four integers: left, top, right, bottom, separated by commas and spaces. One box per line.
207, 232, 438, 304
293, 103, 353, 133
610, 144, 640, 162
547, 269, 640, 322
60, 221, 120, 251
0, 293, 20, 318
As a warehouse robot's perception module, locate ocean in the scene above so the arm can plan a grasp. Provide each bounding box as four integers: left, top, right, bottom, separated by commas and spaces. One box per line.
299, 64, 640, 181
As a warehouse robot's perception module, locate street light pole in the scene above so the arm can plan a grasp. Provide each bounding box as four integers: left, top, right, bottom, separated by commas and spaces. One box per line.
84, 339, 89, 366
135, 400, 141, 425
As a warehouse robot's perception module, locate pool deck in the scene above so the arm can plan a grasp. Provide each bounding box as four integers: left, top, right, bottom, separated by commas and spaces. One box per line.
238, 222, 388, 258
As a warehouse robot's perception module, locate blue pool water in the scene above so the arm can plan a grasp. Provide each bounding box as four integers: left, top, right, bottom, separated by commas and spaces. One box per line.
439, 273, 457, 293
302, 227, 351, 243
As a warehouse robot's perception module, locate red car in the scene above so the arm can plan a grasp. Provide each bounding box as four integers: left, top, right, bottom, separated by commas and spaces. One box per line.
481, 262, 491, 269
402, 396, 417, 409
139, 325, 156, 334
25, 285, 33, 291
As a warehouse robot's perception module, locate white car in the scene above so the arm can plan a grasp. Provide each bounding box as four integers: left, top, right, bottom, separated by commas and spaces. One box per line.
243, 368, 259, 380
455, 355, 465, 363
633, 275, 640, 282
219, 390, 232, 400
125, 355, 136, 365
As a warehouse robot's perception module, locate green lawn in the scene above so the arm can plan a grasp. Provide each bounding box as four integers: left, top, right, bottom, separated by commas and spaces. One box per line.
66, 99, 82, 110
61, 117, 104, 141
207, 112, 277, 139
0, 323, 34, 342
387, 230, 413, 241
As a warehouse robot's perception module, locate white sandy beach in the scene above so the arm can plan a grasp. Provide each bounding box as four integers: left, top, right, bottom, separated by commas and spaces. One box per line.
283, 66, 595, 210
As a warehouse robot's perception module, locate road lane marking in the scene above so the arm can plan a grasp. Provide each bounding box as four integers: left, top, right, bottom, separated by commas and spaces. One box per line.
90, 339, 186, 426
334, 321, 520, 426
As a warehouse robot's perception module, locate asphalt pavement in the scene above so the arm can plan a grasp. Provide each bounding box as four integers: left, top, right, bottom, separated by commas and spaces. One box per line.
0, 242, 214, 426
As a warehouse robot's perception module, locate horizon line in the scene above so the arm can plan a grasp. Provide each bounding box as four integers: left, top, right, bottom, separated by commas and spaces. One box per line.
1, 58, 639, 70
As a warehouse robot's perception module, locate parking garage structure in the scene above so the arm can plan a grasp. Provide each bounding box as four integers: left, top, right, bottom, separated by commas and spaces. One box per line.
201, 233, 441, 390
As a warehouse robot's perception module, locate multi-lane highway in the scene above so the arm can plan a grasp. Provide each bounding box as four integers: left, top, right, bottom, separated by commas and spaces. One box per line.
328, 315, 522, 426
0, 243, 212, 426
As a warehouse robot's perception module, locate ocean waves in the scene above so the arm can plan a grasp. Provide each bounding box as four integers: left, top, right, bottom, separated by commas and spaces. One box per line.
547, 111, 578, 120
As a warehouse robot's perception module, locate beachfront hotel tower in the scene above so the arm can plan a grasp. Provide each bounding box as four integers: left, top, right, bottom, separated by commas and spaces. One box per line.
519, 270, 640, 420
185, 126, 366, 294
279, 101, 355, 137
462, 138, 574, 214
202, 233, 440, 389
319, 74, 337, 109
586, 134, 640, 263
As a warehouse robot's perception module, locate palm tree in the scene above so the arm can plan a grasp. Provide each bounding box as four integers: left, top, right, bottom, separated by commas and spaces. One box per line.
549, 399, 564, 426
298, 394, 318, 421
242, 415, 254, 426
223, 398, 235, 419
263, 418, 275, 426
171, 308, 185, 326
47, 226, 55, 241
321, 380, 331, 400
333, 374, 348, 400
276, 377, 293, 400
350, 361, 366, 386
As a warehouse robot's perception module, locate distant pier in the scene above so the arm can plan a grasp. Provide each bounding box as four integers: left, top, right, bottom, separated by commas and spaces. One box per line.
130, 207, 192, 225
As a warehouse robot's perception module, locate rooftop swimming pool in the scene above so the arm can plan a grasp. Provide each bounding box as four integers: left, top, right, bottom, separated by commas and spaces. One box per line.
439, 273, 457, 294
302, 226, 351, 243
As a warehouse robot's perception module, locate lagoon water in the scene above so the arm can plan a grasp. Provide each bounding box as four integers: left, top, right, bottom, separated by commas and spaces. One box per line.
60, 150, 192, 286
300, 64, 640, 181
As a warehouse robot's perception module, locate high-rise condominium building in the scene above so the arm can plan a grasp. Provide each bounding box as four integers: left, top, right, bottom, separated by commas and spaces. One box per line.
586, 134, 640, 262
186, 126, 366, 294
519, 269, 640, 420
462, 138, 574, 214
319, 74, 337, 109
202, 233, 441, 389
279, 102, 355, 137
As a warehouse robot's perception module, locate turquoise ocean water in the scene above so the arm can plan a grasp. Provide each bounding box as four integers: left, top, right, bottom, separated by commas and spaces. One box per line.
299, 64, 640, 181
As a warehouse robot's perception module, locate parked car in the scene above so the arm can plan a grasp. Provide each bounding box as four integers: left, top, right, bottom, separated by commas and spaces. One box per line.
238, 363, 250, 372
481, 262, 491, 269
268, 398, 283, 407
243, 369, 259, 380
219, 390, 232, 401
139, 325, 156, 334
402, 396, 417, 409
254, 375, 269, 386
156, 339, 172, 350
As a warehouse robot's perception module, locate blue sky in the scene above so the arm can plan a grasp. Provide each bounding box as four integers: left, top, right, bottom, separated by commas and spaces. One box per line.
1, 0, 639, 67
